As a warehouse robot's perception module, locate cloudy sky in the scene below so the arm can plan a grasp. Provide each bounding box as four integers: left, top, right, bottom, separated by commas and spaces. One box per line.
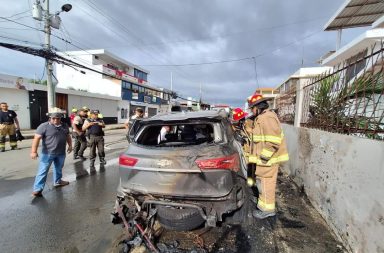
0, 0, 366, 107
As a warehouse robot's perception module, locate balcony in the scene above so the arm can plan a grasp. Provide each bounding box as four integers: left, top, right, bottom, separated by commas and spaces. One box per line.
102, 65, 147, 85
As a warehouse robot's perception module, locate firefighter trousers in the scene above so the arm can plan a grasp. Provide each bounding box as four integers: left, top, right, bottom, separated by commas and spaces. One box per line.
89, 135, 105, 164
255, 164, 279, 212
0, 124, 17, 150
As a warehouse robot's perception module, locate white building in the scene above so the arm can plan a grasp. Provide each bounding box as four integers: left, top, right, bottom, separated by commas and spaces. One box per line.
56, 49, 172, 123
0, 73, 120, 129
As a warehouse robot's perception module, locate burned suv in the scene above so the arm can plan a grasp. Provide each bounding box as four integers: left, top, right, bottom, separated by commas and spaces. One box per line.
114, 110, 247, 231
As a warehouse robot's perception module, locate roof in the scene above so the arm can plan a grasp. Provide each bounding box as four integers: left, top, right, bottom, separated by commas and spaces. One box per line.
143, 110, 227, 122
321, 28, 384, 66
63, 49, 150, 74
324, 0, 384, 31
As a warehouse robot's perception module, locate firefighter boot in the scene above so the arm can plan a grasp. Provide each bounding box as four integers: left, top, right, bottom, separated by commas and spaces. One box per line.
252, 209, 276, 219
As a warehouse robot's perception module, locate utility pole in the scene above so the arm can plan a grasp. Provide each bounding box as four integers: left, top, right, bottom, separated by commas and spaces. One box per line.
33, 0, 72, 111
44, 0, 55, 110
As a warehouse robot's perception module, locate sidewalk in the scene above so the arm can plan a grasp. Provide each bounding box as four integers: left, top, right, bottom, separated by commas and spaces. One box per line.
19, 124, 125, 140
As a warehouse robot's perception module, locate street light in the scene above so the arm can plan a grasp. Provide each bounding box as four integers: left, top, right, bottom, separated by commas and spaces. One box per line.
61, 4, 72, 13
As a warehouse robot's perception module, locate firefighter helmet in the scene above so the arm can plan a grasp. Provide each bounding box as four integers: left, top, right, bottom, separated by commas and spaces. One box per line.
247, 93, 272, 108
232, 108, 247, 121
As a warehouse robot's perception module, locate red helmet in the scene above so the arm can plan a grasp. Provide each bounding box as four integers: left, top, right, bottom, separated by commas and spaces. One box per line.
232, 108, 247, 121
247, 93, 271, 108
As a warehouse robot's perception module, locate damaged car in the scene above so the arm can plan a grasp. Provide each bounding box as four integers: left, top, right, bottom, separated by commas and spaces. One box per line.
112, 110, 248, 233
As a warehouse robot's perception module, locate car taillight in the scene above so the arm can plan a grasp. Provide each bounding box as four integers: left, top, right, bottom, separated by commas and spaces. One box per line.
195, 154, 240, 171
119, 154, 138, 167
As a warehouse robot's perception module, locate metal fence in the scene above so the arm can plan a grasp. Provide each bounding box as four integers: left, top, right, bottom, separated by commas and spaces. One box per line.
301, 42, 384, 141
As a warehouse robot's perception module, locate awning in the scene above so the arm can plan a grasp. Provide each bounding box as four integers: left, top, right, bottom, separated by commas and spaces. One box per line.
324, 0, 384, 31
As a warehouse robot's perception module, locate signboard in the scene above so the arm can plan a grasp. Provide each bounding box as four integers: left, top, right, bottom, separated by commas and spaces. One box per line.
0, 74, 33, 91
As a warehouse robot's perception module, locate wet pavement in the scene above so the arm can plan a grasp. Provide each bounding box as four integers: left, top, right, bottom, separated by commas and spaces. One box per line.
0, 129, 345, 253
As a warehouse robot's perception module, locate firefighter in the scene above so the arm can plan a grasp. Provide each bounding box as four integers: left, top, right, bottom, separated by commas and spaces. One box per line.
231, 107, 258, 197
247, 94, 289, 219
0, 102, 20, 152
82, 110, 106, 171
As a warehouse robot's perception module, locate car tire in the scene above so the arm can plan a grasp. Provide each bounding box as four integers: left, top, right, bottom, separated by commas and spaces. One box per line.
157, 205, 205, 231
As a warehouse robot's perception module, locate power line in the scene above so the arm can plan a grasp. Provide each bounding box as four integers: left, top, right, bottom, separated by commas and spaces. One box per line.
0, 14, 31, 23
104, 16, 328, 49
140, 30, 322, 67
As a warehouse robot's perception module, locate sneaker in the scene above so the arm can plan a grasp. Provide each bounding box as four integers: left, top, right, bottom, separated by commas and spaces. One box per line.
31, 191, 43, 197
54, 180, 69, 188
252, 209, 276, 219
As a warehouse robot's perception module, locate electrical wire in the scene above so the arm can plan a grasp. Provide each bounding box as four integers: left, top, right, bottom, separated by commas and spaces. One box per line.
140, 30, 322, 67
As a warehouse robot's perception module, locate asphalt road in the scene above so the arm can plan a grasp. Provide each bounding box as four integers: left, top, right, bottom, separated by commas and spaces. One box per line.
0, 129, 345, 253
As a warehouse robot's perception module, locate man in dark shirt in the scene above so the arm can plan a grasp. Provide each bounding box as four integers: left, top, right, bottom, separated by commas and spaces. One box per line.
0, 102, 20, 152
30, 108, 72, 197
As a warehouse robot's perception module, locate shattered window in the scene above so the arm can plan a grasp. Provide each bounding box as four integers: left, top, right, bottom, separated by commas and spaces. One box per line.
135, 123, 223, 146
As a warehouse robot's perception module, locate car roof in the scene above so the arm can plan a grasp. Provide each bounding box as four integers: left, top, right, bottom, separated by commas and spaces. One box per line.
143, 110, 228, 122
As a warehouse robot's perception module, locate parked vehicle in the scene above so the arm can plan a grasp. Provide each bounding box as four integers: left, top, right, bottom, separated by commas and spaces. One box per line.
113, 110, 248, 231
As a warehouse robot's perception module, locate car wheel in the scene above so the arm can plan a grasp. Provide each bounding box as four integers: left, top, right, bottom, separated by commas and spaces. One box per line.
157, 206, 205, 231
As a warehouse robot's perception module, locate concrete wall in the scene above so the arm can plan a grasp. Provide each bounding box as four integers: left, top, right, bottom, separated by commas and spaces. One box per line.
68, 95, 118, 118
0, 88, 30, 129
281, 124, 384, 253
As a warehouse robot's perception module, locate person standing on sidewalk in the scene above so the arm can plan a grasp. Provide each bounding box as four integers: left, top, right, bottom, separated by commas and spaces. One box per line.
82, 110, 106, 172
30, 108, 72, 197
247, 94, 289, 219
0, 102, 20, 152
72, 108, 88, 160
124, 107, 144, 140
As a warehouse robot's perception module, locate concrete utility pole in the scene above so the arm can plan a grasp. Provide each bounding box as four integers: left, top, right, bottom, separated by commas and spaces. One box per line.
33, 0, 72, 111
44, 0, 55, 110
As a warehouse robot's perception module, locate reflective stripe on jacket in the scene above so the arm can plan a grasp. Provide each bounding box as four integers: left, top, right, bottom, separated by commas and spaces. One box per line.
249, 109, 289, 166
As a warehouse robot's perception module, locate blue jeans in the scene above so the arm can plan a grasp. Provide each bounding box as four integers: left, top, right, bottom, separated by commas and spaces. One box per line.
33, 153, 66, 192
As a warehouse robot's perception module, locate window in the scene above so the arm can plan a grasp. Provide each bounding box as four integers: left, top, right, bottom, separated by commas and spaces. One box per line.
134, 69, 148, 81
122, 81, 131, 90
136, 123, 217, 146
132, 84, 139, 93
139, 86, 145, 93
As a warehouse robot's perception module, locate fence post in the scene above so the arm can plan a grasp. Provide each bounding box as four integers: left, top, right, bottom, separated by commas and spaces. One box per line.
294, 79, 305, 127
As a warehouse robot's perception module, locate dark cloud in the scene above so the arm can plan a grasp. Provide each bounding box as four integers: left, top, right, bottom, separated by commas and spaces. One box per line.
0, 0, 365, 107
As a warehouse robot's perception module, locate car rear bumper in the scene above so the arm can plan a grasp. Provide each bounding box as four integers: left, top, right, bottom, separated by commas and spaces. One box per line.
117, 181, 245, 225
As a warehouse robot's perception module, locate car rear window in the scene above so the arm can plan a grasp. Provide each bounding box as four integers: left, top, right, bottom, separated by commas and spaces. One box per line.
135, 123, 224, 146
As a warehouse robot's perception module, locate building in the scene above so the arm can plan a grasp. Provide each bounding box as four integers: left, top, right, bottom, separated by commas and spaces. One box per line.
56, 49, 172, 122
275, 67, 332, 125
0, 73, 120, 129
321, 0, 384, 70
254, 87, 279, 109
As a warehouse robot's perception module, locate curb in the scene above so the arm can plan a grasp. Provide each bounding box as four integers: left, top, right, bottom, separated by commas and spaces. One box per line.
14, 126, 126, 141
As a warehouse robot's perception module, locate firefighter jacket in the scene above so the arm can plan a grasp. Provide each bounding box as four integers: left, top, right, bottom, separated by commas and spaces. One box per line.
248, 109, 289, 166
242, 117, 254, 155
